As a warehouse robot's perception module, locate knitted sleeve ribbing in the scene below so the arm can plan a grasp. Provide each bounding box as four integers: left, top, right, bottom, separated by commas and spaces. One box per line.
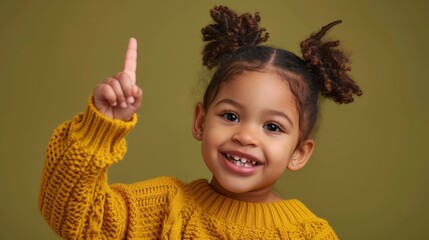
38, 96, 136, 239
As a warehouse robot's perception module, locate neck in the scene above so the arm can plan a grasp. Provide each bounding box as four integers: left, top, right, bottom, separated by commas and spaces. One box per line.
209, 176, 283, 203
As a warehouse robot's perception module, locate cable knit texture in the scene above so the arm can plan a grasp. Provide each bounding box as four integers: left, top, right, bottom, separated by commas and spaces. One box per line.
39, 97, 339, 239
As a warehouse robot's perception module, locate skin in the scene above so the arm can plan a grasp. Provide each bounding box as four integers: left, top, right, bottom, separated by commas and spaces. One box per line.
192, 71, 315, 203
95, 38, 314, 203
94, 38, 143, 121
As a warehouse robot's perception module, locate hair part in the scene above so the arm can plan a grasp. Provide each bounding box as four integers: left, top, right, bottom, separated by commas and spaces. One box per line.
202, 46, 318, 141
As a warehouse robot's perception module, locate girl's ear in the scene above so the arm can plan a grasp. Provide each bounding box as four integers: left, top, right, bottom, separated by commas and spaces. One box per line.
288, 139, 315, 171
192, 103, 206, 141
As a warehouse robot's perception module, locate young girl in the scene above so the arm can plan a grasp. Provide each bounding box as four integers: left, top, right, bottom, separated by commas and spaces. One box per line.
39, 6, 361, 239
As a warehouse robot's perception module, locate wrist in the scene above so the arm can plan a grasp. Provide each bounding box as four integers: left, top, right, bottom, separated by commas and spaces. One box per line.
71, 96, 137, 155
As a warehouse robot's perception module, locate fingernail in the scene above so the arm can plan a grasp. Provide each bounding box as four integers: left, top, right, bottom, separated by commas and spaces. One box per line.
112, 101, 117, 106
127, 96, 134, 104
121, 101, 127, 108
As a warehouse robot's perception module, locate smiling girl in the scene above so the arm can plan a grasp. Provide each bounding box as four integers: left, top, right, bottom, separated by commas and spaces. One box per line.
39, 6, 361, 239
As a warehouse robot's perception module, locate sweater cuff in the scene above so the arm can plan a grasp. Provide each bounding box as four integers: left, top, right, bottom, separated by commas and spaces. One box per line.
71, 96, 137, 156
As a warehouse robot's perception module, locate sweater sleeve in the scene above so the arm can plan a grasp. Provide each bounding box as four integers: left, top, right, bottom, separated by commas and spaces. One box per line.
38, 97, 137, 239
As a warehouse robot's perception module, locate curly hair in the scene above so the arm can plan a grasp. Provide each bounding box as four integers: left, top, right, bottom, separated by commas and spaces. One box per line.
200, 6, 362, 140
201, 6, 269, 69
300, 20, 362, 104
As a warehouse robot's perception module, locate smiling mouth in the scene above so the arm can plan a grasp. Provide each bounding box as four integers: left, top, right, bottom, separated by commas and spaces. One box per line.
223, 153, 261, 167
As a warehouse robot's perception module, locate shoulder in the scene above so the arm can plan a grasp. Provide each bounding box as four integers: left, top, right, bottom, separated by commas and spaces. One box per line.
292, 217, 339, 240
136, 176, 185, 187
110, 176, 193, 202
284, 200, 339, 239
113, 176, 186, 192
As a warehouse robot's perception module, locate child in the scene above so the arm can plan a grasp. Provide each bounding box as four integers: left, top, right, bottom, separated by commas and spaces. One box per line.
39, 6, 361, 239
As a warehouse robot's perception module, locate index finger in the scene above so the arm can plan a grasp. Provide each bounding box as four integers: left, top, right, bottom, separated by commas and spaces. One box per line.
123, 37, 138, 79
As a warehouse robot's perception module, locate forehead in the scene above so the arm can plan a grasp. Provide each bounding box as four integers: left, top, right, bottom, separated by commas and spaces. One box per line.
213, 71, 299, 119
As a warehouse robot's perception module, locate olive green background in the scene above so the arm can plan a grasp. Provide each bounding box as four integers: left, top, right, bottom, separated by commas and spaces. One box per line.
1, 1, 428, 239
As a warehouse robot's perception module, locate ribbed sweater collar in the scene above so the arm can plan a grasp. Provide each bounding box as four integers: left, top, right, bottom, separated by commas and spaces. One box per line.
188, 179, 316, 228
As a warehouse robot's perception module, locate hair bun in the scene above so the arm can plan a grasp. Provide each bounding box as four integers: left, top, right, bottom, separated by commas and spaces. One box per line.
201, 6, 269, 69
300, 20, 362, 104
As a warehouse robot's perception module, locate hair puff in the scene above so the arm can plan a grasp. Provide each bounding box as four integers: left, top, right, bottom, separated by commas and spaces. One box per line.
300, 20, 362, 104
201, 6, 269, 69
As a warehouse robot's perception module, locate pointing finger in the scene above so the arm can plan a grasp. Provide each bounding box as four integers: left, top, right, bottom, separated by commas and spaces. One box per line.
123, 37, 138, 83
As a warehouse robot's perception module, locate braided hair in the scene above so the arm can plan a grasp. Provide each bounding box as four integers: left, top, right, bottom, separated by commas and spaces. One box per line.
201, 6, 362, 141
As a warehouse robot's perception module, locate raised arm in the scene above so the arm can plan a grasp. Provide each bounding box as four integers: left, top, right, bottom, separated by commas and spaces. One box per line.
39, 38, 141, 239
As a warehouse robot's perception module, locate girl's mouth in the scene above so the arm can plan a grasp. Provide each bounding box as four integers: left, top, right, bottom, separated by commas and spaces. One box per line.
223, 153, 261, 167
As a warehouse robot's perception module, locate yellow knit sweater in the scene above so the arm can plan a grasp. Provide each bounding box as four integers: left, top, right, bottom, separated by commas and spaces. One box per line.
39, 98, 339, 239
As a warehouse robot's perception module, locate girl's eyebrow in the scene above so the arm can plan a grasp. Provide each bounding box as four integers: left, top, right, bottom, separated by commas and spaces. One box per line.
214, 98, 294, 127
214, 98, 244, 109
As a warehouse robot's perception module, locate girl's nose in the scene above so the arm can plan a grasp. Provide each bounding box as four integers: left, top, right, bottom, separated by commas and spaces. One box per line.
231, 125, 259, 146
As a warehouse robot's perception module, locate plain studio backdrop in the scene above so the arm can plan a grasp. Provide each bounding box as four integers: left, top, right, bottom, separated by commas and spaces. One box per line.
1, 1, 428, 239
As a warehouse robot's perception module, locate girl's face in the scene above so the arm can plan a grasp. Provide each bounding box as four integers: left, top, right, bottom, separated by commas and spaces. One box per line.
193, 70, 314, 202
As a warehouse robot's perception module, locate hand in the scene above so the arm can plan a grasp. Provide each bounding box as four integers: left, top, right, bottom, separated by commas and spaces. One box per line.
93, 38, 143, 121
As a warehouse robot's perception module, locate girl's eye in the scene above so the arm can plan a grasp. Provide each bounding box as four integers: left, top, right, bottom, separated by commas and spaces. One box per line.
223, 113, 239, 122
264, 123, 282, 132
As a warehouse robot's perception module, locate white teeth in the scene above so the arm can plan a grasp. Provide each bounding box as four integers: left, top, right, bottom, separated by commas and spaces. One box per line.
234, 161, 244, 166
225, 153, 259, 167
